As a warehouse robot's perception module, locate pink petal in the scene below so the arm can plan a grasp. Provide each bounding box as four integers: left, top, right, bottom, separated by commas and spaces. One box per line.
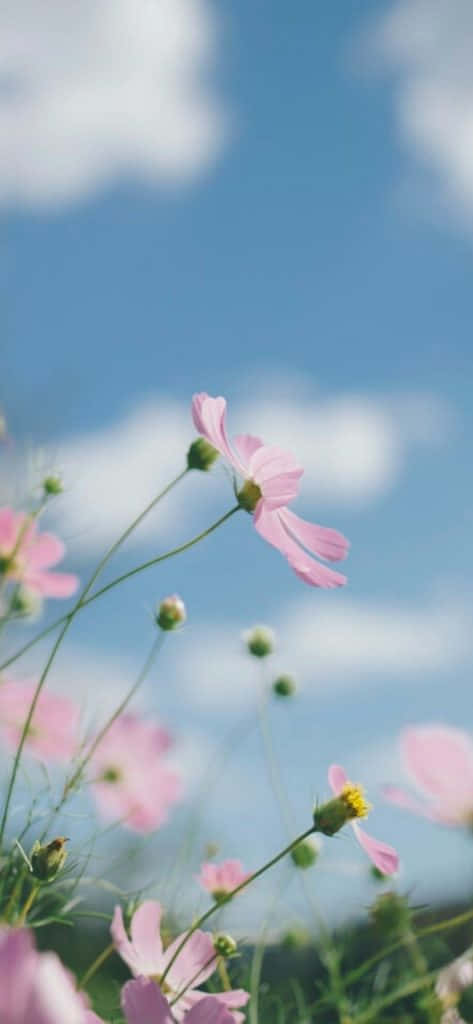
163, 930, 217, 991
24, 571, 79, 598
187, 996, 236, 1024
26, 533, 66, 570
232, 433, 264, 469
248, 446, 303, 507
84, 1014, 106, 1023
211, 990, 250, 1010
0, 508, 18, 553
130, 902, 163, 970
382, 784, 436, 820
352, 823, 399, 875
191, 394, 239, 470
278, 508, 349, 563
401, 725, 473, 809
328, 764, 348, 796
111, 906, 144, 976
121, 977, 172, 1024
253, 503, 347, 588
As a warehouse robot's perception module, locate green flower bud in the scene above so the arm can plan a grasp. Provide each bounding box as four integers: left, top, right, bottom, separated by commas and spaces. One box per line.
10, 587, 42, 619
281, 927, 311, 950
313, 782, 370, 837
370, 891, 411, 936
290, 838, 319, 869
31, 837, 68, 882
43, 475, 64, 496
273, 674, 296, 698
237, 479, 262, 513
156, 594, 186, 631
244, 625, 275, 658
214, 933, 237, 957
187, 438, 219, 472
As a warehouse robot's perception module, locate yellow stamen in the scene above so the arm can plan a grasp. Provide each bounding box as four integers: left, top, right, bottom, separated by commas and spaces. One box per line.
341, 782, 371, 820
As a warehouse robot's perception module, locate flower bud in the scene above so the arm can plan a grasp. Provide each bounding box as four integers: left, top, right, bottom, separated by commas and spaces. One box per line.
273, 674, 296, 698
370, 891, 411, 937
244, 625, 275, 658
237, 479, 262, 513
214, 933, 237, 958
156, 594, 186, 631
281, 927, 310, 950
313, 783, 370, 837
10, 587, 42, 619
43, 475, 63, 496
31, 837, 68, 882
290, 838, 319, 869
187, 438, 219, 472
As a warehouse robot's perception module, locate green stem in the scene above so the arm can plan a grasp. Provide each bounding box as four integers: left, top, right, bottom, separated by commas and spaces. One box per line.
78, 942, 115, 989
353, 970, 437, 1023
0, 492, 238, 849
159, 826, 315, 988
0, 496, 238, 674
17, 882, 39, 925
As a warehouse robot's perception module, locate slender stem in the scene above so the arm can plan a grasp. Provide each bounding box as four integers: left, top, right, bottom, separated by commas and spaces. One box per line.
0, 501, 239, 848
353, 970, 437, 1024
65, 632, 164, 796
18, 882, 39, 925
78, 942, 115, 989
159, 826, 315, 987
217, 959, 232, 991
0, 497, 239, 673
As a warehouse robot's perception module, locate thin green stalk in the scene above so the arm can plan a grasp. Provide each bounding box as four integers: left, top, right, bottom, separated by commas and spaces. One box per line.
0, 496, 239, 849
78, 942, 115, 989
352, 970, 437, 1024
159, 826, 315, 988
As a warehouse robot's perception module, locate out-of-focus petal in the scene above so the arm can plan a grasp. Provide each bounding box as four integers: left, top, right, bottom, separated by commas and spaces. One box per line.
121, 977, 172, 1024
163, 929, 217, 991
279, 508, 349, 563
401, 725, 473, 807
26, 533, 66, 569
0, 508, 18, 552
328, 764, 348, 796
186, 995, 237, 1024
352, 823, 399, 875
382, 784, 436, 820
24, 571, 79, 598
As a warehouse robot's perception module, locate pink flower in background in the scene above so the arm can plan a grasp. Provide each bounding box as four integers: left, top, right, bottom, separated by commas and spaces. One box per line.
191, 393, 349, 588
0, 926, 89, 1024
0, 507, 78, 598
90, 714, 181, 833
328, 765, 399, 876
383, 725, 473, 826
0, 681, 80, 761
112, 901, 249, 1022
198, 860, 250, 899
121, 978, 235, 1024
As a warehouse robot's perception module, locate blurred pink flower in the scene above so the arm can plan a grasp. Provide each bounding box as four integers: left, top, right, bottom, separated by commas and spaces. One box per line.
0, 680, 80, 761
90, 714, 181, 833
0, 507, 78, 598
198, 859, 250, 899
121, 977, 235, 1024
191, 393, 349, 588
383, 725, 473, 826
328, 765, 399, 875
0, 926, 90, 1024
112, 901, 249, 1022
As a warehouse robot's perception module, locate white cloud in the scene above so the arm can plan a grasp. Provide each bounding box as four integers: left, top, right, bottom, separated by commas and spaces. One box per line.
366, 0, 473, 222
175, 594, 472, 709
0, 0, 226, 208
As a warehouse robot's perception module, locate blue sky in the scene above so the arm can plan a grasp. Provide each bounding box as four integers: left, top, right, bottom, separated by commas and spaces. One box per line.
2, 0, 473, 931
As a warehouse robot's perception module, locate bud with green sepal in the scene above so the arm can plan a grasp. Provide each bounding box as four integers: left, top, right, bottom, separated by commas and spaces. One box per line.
370, 891, 412, 937
237, 479, 262, 512
244, 625, 275, 658
30, 837, 68, 882
290, 837, 319, 869
43, 475, 64, 496
273, 674, 296, 698
10, 587, 42, 619
187, 438, 219, 472
214, 933, 237, 958
156, 594, 186, 631
313, 782, 371, 837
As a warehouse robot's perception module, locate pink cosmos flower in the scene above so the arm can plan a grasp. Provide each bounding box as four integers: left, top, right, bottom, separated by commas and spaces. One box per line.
0, 926, 92, 1024
198, 860, 250, 900
383, 725, 473, 826
328, 765, 399, 876
191, 393, 349, 588
112, 901, 249, 1022
121, 978, 235, 1024
0, 507, 78, 598
89, 714, 181, 833
0, 680, 80, 761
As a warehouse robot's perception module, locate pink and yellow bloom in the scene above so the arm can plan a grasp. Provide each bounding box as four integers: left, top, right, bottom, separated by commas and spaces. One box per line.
0, 680, 80, 761
191, 393, 349, 588
198, 860, 250, 901
0, 507, 78, 598
384, 725, 473, 826
313, 764, 399, 876
89, 714, 181, 833
121, 978, 235, 1024
112, 901, 249, 1022
0, 926, 92, 1024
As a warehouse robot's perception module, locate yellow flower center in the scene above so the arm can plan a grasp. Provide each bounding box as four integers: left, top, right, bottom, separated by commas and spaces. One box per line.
340, 782, 371, 820
237, 479, 262, 513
